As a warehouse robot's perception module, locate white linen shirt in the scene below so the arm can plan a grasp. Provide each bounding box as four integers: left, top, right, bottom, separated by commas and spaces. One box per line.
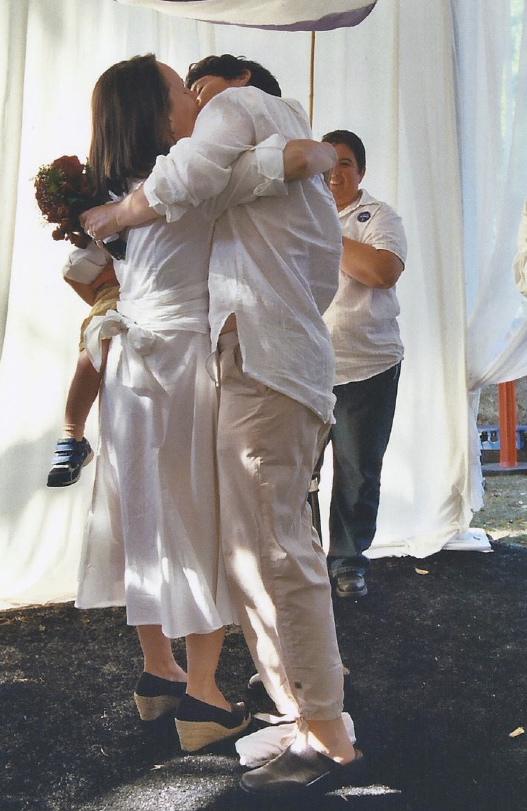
324, 188, 407, 385
144, 87, 342, 423
85, 138, 289, 382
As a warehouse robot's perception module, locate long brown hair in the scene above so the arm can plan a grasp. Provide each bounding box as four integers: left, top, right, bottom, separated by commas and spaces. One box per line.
89, 54, 173, 197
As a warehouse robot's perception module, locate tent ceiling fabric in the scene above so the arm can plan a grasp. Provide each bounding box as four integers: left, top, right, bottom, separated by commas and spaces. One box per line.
114, 0, 378, 30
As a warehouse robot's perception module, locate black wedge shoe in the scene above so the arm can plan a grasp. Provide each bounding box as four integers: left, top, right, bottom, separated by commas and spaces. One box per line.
133, 671, 187, 721
175, 693, 251, 752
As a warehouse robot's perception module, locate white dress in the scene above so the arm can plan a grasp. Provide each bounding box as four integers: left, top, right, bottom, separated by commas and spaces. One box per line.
75, 141, 287, 639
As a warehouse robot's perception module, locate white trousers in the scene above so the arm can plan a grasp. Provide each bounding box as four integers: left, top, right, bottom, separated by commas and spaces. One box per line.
216, 332, 344, 721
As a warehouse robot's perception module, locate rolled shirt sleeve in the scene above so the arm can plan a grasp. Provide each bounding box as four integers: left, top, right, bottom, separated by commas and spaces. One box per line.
143, 88, 276, 223
207, 134, 289, 218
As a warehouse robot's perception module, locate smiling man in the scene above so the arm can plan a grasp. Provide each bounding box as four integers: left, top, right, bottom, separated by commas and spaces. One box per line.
319, 129, 407, 599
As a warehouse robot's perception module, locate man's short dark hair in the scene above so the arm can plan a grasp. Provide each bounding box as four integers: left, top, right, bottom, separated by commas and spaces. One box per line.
322, 130, 366, 173
185, 54, 282, 97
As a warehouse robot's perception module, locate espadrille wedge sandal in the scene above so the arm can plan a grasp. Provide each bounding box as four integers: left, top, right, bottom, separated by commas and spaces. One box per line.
133, 671, 187, 721
175, 694, 251, 752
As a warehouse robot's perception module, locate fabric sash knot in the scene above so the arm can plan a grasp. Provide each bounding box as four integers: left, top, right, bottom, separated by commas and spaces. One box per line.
84, 289, 209, 393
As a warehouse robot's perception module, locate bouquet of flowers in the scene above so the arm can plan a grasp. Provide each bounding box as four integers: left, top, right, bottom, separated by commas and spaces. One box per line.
34, 155, 126, 259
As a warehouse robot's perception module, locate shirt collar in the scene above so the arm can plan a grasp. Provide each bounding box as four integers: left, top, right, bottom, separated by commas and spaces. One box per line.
338, 187, 377, 217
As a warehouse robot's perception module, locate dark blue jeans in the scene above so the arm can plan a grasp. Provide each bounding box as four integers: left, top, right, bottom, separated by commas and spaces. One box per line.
322, 362, 401, 577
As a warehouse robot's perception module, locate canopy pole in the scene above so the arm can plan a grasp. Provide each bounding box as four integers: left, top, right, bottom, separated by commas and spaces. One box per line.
498, 381, 518, 468
309, 31, 316, 126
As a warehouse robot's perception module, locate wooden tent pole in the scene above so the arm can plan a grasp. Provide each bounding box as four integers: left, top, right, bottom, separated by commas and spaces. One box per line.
309, 31, 316, 126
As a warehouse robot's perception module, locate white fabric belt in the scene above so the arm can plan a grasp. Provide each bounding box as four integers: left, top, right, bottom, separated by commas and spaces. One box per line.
84, 294, 209, 392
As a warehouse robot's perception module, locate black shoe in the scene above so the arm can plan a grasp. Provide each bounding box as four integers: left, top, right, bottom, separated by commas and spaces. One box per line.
240, 743, 367, 798
332, 568, 368, 599
175, 693, 251, 752
247, 672, 264, 691
247, 671, 262, 689
133, 671, 187, 721
47, 437, 93, 487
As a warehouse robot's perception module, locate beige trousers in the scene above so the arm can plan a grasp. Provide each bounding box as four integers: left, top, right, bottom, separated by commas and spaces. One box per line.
216, 332, 344, 721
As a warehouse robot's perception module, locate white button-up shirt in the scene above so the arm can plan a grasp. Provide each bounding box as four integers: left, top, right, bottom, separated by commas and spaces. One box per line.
144, 87, 341, 422
324, 188, 407, 384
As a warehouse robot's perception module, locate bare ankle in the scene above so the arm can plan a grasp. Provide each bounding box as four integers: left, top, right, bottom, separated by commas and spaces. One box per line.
144, 664, 187, 683
185, 685, 231, 711
306, 719, 356, 764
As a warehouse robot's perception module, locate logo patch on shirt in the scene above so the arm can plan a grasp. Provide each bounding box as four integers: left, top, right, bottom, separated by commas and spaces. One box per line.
357, 211, 371, 222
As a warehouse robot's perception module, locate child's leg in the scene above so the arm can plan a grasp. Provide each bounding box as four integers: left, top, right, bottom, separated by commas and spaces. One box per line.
47, 341, 109, 487
62, 341, 109, 440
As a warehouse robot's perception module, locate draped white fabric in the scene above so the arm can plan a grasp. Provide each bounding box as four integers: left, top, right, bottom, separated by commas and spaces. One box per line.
115, 0, 378, 30
1, 0, 525, 609
459, 0, 527, 386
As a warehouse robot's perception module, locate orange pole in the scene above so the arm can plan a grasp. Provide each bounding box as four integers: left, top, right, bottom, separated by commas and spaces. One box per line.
498, 381, 518, 467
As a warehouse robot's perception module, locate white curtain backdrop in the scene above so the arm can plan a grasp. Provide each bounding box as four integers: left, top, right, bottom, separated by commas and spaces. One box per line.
459, 0, 527, 390
1, 0, 526, 609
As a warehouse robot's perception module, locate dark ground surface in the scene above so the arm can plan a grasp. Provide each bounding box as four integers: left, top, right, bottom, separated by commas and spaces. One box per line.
2, 471, 527, 811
